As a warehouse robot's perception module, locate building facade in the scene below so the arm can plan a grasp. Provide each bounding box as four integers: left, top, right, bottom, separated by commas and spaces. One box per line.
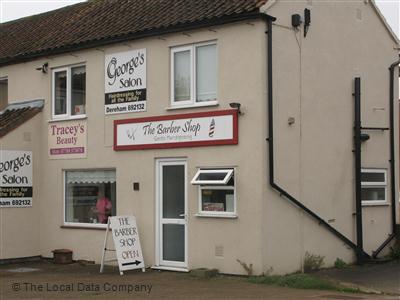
0, 0, 399, 275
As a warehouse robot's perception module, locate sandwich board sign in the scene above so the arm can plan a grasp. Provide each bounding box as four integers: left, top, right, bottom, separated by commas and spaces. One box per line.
100, 215, 145, 275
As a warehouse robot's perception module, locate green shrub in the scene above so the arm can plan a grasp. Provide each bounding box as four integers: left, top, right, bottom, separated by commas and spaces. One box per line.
334, 258, 348, 269
236, 259, 253, 276
249, 273, 359, 293
303, 252, 324, 273
389, 246, 400, 260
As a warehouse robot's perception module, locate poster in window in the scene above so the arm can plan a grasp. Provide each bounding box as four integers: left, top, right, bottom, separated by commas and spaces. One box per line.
105, 49, 146, 115
203, 203, 224, 211
0, 150, 33, 208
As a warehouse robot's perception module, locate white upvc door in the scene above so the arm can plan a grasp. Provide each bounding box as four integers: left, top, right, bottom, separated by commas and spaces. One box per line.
155, 159, 188, 270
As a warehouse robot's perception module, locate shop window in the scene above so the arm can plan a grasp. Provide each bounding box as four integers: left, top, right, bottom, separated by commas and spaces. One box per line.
191, 168, 236, 216
361, 169, 387, 204
52, 65, 86, 119
64, 170, 116, 225
171, 42, 217, 107
0, 77, 8, 111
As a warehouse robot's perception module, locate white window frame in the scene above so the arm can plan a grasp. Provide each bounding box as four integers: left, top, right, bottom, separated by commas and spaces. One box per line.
361, 168, 387, 206
170, 41, 218, 108
62, 169, 116, 229
192, 168, 237, 217
191, 169, 233, 185
0, 76, 7, 84
52, 64, 86, 120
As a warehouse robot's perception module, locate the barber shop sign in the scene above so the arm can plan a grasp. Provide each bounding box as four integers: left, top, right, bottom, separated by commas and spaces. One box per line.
114, 110, 238, 150
105, 48, 147, 115
0, 150, 33, 208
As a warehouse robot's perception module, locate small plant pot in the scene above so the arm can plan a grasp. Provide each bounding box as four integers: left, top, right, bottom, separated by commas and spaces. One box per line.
52, 249, 73, 264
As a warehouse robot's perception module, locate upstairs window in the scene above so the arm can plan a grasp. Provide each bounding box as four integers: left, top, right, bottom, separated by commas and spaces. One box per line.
0, 77, 8, 110
171, 42, 217, 107
52, 65, 86, 119
361, 169, 387, 205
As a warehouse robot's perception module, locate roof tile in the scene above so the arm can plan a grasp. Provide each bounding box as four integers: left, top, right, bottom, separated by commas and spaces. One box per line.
0, 100, 44, 138
0, 0, 267, 65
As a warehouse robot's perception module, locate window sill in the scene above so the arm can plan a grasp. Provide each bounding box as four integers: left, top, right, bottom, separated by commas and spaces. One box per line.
194, 213, 238, 219
166, 101, 219, 111
49, 115, 87, 123
60, 224, 110, 230
362, 202, 390, 207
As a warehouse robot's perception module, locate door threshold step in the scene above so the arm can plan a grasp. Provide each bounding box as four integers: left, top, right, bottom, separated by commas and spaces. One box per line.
151, 266, 189, 272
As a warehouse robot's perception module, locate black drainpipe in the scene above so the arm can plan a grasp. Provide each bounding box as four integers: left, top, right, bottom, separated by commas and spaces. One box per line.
388, 60, 399, 236
372, 59, 400, 258
354, 77, 364, 264
263, 15, 370, 259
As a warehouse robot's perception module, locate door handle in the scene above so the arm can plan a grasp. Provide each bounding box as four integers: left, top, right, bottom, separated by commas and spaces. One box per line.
179, 213, 187, 217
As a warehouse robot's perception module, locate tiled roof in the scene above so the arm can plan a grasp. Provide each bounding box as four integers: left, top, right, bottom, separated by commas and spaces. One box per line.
0, 0, 268, 66
0, 100, 44, 138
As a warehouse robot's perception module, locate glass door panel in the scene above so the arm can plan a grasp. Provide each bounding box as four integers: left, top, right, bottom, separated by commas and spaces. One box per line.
157, 160, 187, 269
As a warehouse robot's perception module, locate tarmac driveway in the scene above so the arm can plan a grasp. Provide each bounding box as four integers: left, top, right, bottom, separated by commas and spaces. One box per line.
316, 261, 400, 295
0, 260, 398, 300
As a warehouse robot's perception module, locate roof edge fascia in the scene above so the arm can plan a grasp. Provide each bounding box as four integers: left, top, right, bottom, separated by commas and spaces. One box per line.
0, 11, 274, 68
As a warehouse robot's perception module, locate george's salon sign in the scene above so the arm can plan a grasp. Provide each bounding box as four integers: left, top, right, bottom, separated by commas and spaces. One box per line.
0, 150, 33, 208
105, 49, 146, 115
48, 120, 87, 159
114, 110, 238, 150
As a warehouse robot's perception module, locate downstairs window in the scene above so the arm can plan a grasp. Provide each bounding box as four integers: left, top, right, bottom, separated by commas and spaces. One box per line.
191, 168, 236, 216
64, 169, 116, 225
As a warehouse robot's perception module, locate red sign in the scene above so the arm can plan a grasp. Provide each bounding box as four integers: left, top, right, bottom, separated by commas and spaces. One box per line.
114, 110, 238, 150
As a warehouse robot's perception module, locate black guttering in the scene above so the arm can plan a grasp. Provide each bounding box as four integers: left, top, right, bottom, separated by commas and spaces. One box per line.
372, 59, 400, 258
0, 11, 275, 67
354, 77, 364, 264
262, 14, 371, 259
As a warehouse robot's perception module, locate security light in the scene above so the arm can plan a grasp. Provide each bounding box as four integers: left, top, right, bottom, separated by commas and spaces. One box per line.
36, 63, 48, 74
229, 102, 242, 114
291, 14, 302, 28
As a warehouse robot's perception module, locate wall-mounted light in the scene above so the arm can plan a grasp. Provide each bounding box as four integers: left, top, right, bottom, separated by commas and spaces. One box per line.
229, 102, 242, 114
360, 133, 370, 142
291, 14, 302, 28
36, 62, 48, 74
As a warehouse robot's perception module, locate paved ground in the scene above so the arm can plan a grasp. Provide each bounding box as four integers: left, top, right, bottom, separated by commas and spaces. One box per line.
316, 261, 400, 295
0, 260, 398, 300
